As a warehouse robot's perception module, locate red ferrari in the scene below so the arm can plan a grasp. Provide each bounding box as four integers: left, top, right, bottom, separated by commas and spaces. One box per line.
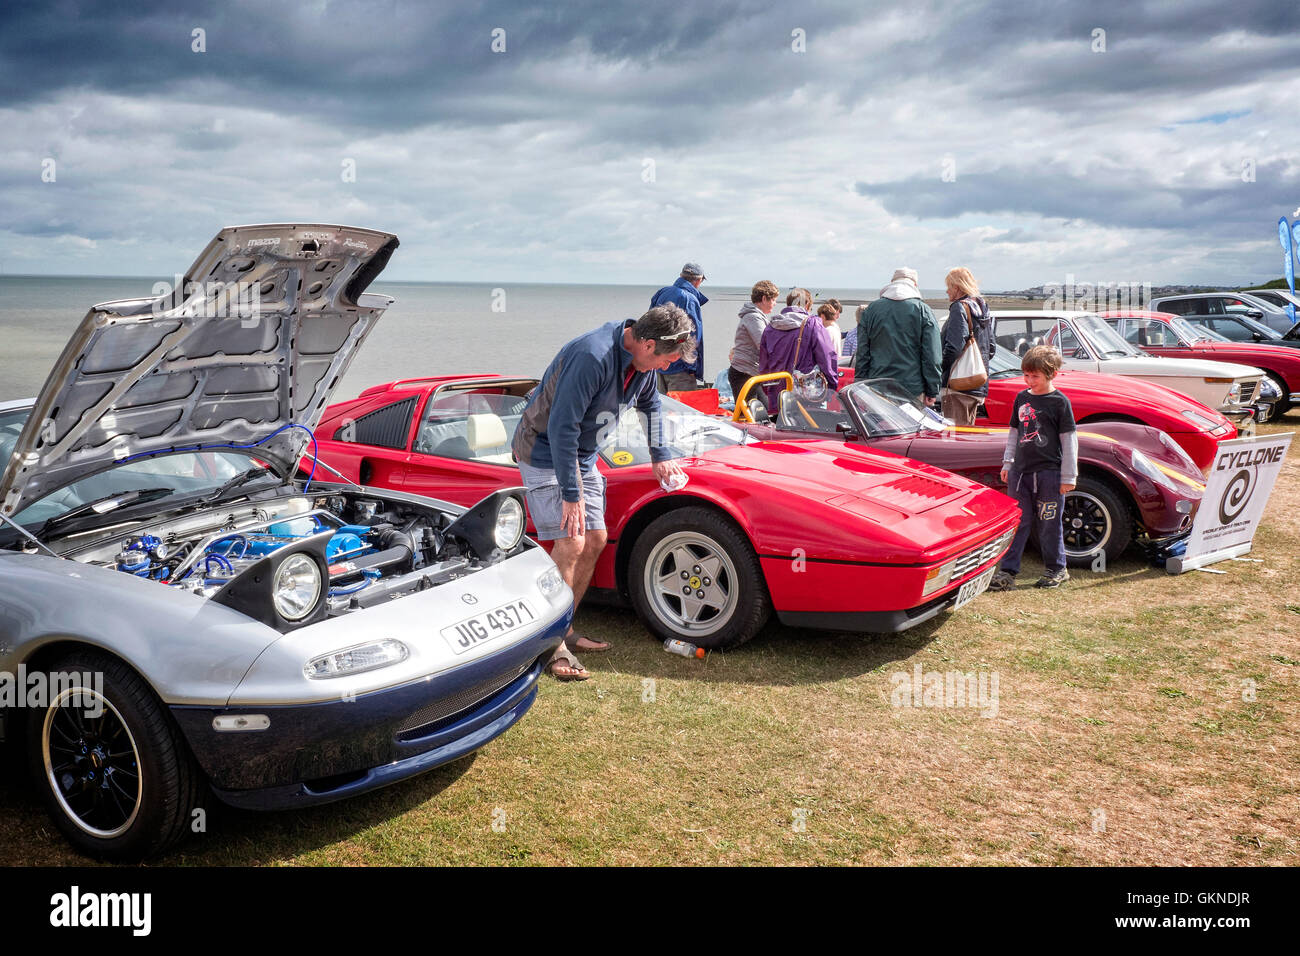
310, 375, 1021, 648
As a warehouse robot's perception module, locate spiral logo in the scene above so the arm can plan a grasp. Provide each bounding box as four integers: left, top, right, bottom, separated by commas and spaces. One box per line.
1218, 468, 1255, 524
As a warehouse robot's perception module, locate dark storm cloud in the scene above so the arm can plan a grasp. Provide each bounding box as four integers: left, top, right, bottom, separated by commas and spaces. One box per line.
8, 1, 1290, 138
2, 0, 1298, 284
0, 0, 856, 137
854, 159, 1299, 238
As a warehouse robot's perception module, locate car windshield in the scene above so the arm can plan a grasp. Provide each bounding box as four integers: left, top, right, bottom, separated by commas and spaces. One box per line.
9, 451, 270, 531
1075, 314, 1144, 358
1163, 315, 1214, 343
989, 344, 1025, 379
597, 396, 750, 466
0, 406, 27, 468
1229, 315, 1282, 339
1187, 322, 1234, 343
840, 379, 949, 437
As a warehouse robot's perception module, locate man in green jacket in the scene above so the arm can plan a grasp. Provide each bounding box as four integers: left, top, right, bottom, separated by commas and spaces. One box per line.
855, 267, 942, 405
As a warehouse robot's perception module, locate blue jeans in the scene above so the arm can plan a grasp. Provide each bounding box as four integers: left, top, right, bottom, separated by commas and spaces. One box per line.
999, 468, 1066, 575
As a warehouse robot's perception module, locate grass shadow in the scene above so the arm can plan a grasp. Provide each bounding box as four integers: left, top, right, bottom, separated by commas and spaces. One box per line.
0, 746, 478, 866
571, 603, 949, 688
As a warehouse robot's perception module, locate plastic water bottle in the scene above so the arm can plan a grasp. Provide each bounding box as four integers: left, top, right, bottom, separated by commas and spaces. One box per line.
663, 639, 705, 659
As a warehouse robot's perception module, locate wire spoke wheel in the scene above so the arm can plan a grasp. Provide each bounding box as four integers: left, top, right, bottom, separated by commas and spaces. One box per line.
42, 688, 142, 839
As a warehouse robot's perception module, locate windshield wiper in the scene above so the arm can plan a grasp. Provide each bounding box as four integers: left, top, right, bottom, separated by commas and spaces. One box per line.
203, 467, 278, 503
40, 487, 175, 535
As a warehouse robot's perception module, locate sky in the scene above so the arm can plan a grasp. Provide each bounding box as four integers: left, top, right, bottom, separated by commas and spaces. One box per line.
1, 0, 1298, 290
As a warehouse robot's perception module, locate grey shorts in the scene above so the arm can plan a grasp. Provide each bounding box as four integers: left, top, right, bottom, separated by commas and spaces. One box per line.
517, 461, 607, 541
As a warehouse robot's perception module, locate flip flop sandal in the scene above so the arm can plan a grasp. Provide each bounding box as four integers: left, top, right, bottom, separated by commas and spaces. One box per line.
569, 634, 612, 653
546, 647, 591, 682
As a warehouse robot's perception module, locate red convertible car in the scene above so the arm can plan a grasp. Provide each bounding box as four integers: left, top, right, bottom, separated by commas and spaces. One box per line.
1100, 309, 1300, 413
310, 375, 1022, 648
736, 377, 1205, 567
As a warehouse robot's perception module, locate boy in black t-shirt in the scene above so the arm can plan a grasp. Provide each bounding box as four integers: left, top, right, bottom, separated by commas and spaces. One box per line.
988, 346, 1077, 590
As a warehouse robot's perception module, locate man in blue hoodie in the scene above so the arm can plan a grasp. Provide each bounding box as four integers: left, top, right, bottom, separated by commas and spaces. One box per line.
650, 263, 708, 391
513, 305, 691, 679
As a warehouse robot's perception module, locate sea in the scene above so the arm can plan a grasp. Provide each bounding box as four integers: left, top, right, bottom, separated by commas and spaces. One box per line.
0, 276, 946, 402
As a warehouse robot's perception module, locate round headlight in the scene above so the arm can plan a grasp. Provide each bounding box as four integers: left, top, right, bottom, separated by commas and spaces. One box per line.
273, 553, 321, 621
493, 496, 525, 552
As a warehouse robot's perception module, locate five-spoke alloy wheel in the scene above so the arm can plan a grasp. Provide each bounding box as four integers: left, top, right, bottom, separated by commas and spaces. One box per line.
629, 506, 770, 648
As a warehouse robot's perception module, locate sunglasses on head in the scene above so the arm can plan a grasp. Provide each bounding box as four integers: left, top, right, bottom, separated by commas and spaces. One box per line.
658, 330, 692, 344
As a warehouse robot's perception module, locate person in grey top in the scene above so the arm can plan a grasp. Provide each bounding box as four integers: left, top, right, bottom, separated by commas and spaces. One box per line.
729, 280, 779, 401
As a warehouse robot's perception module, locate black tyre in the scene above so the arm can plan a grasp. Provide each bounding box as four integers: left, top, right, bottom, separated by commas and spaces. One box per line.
26, 650, 205, 861
628, 506, 771, 649
1264, 371, 1292, 414
1063, 474, 1133, 567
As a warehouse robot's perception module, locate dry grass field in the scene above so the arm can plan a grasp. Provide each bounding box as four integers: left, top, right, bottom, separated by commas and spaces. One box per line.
1, 418, 1296, 867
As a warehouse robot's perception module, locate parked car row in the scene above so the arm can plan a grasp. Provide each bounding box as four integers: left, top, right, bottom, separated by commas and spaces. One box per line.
990, 311, 1272, 422
0, 225, 1281, 863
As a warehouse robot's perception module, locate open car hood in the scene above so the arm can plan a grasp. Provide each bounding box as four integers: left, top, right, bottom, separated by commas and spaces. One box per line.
1, 224, 399, 517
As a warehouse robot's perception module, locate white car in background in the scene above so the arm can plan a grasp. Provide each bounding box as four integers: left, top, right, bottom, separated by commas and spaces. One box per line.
992, 311, 1268, 423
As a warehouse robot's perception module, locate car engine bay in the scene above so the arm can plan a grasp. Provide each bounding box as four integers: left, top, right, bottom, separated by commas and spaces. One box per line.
61, 491, 507, 620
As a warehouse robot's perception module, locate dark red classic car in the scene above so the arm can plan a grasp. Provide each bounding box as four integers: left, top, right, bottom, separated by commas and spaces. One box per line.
735, 376, 1205, 566
979, 343, 1235, 470
821, 352, 1233, 473
310, 375, 1022, 648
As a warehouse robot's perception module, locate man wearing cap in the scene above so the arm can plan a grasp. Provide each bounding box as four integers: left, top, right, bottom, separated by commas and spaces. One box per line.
855, 267, 942, 406
650, 263, 708, 391
512, 305, 692, 680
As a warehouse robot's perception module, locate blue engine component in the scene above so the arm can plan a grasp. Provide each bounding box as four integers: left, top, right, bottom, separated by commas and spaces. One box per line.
326, 532, 366, 561
206, 520, 377, 566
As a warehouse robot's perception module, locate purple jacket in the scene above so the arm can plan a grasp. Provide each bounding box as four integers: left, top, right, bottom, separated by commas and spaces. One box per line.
757, 307, 840, 412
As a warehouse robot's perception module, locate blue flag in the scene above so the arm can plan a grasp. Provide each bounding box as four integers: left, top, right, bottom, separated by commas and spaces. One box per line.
1281, 218, 1297, 326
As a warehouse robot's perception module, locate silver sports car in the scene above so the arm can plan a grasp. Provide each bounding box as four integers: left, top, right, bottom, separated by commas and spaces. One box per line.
0, 224, 572, 860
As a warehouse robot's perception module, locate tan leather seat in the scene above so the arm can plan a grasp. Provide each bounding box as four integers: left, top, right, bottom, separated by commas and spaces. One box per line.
465, 413, 514, 464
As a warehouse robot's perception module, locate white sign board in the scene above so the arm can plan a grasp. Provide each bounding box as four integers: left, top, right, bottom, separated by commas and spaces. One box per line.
1168, 433, 1292, 574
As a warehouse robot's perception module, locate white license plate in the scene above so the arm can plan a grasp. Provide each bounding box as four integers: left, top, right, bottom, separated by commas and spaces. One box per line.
952, 567, 995, 610
441, 599, 537, 655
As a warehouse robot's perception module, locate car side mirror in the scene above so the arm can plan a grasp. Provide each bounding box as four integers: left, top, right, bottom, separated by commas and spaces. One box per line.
1245, 309, 1264, 319
835, 422, 860, 439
